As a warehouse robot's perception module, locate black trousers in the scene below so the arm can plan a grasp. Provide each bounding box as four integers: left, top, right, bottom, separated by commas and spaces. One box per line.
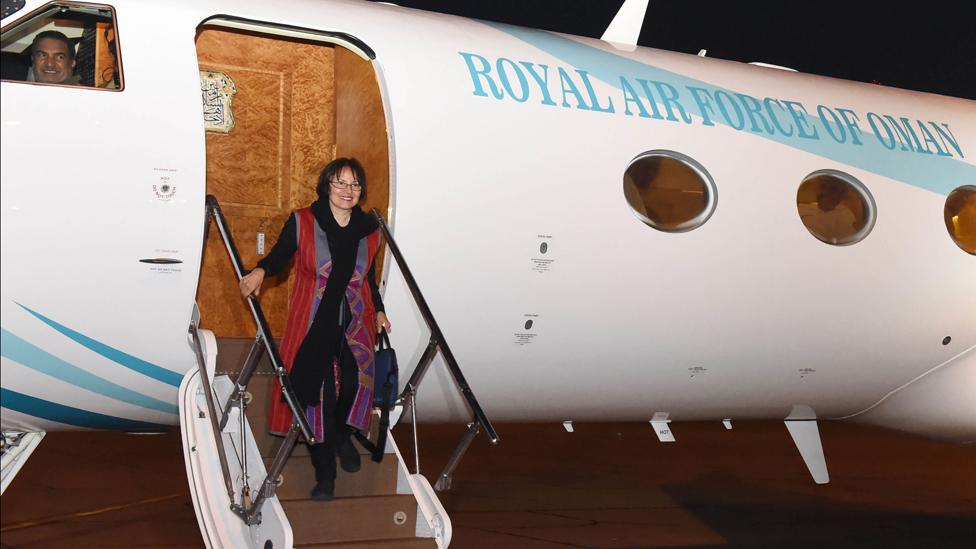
308, 339, 359, 482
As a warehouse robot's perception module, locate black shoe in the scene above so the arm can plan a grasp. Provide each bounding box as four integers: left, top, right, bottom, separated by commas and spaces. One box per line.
310, 479, 335, 501
337, 436, 361, 473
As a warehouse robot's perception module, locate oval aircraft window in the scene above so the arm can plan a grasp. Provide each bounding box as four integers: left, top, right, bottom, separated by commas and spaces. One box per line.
944, 185, 976, 255
623, 151, 716, 232
796, 171, 875, 245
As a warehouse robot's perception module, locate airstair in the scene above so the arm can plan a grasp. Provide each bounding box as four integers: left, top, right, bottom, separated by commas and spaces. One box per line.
179, 196, 498, 548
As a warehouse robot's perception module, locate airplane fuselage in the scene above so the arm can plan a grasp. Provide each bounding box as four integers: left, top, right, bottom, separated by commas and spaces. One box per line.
2, 0, 974, 442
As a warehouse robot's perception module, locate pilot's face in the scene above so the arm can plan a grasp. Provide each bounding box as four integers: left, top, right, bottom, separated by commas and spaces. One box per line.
32, 38, 75, 84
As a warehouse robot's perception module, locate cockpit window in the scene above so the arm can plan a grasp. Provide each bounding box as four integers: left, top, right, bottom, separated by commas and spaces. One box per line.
2, 1, 27, 20
0, 2, 122, 90
944, 185, 976, 255
796, 170, 875, 245
623, 150, 717, 232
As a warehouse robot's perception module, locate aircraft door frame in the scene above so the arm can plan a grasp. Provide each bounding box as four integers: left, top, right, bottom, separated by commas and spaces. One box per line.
192, 15, 395, 338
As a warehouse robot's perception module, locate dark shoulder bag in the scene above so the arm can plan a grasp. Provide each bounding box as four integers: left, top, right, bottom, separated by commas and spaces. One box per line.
353, 329, 399, 462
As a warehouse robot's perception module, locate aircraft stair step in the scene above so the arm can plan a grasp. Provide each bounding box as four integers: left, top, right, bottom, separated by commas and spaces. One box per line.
265, 455, 397, 499
295, 538, 436, 548
281, 494, 420, 545
214, 337, 276, 375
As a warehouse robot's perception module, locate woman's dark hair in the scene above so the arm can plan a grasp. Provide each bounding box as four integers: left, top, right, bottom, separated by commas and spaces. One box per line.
317, 157, 367, 202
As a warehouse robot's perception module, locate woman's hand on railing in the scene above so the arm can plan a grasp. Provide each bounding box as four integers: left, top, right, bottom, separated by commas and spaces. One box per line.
376, 311, 392, 333
240, 268, 265, 298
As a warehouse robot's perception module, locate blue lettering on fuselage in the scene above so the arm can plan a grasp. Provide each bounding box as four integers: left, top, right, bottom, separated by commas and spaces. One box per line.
458, 51, 967, 164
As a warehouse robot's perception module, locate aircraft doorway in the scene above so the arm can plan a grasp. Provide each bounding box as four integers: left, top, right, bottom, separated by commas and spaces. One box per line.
193, 21, 391, 338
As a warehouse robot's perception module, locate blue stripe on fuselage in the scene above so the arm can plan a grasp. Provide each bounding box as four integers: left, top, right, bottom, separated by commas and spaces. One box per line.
482, 23, 976, 195
16, 303, 182, 387
1, 329, 178, 415
0, 388, 170, 431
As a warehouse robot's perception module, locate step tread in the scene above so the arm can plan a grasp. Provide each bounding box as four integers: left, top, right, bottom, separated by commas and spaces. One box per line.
264, 455, 397, 499
214, 337, 277, 376
282, 494, 419, 544
280, 492, 414, 504
295, 538, 437, 549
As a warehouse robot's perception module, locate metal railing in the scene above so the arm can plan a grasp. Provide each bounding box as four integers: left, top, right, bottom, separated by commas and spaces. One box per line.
370, 209, 499, 491
192, 195, 316, 525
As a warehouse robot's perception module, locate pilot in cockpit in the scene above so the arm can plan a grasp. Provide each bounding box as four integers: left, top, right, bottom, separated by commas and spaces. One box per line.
27, 30, 80, 86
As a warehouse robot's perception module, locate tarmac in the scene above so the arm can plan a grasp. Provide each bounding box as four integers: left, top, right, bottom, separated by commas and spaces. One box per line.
2, 420, 974, 548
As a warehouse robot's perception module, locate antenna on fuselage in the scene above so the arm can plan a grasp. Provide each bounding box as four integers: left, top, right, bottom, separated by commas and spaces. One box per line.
601, 0, 649, 46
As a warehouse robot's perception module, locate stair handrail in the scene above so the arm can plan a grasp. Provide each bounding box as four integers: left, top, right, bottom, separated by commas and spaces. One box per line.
197, 195, 316, 525
187, 322, 236, 503
205, 195, 315, 444
370, 209, 499, 488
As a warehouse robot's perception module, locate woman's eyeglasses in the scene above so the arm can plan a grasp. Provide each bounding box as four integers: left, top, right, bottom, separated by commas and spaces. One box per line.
330, 179, 362, 191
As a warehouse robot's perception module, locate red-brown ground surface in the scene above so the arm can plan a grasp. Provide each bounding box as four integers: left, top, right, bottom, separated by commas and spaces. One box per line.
2, 421, 974, 548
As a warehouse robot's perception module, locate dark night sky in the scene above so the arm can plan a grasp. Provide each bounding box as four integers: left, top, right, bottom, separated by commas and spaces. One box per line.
374, 0, 975, 100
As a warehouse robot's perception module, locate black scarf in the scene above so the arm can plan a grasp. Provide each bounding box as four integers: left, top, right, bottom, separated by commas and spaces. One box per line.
290, 201, 378, 407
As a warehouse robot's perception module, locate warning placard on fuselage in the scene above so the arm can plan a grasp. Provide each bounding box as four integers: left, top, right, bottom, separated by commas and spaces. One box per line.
513, 313, 540, 345
531, 235, 555, 274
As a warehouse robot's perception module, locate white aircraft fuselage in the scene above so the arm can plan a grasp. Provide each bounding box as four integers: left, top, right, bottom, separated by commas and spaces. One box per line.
2, 0, 974, 443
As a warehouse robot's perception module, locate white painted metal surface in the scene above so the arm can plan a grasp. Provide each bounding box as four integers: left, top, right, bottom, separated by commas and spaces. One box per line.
179, 365, 293, 548
784, 418, 830, 485
0, 431, 45, 494
601, 0, 649, 46
0, 0, 974, 445
847, 344, 976, 444
650, 412, 675, 442
2, 0, 205, 431
387, 427, 450, 548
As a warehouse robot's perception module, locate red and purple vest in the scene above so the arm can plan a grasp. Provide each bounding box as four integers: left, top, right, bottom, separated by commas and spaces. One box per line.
268, 208, 381, 436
